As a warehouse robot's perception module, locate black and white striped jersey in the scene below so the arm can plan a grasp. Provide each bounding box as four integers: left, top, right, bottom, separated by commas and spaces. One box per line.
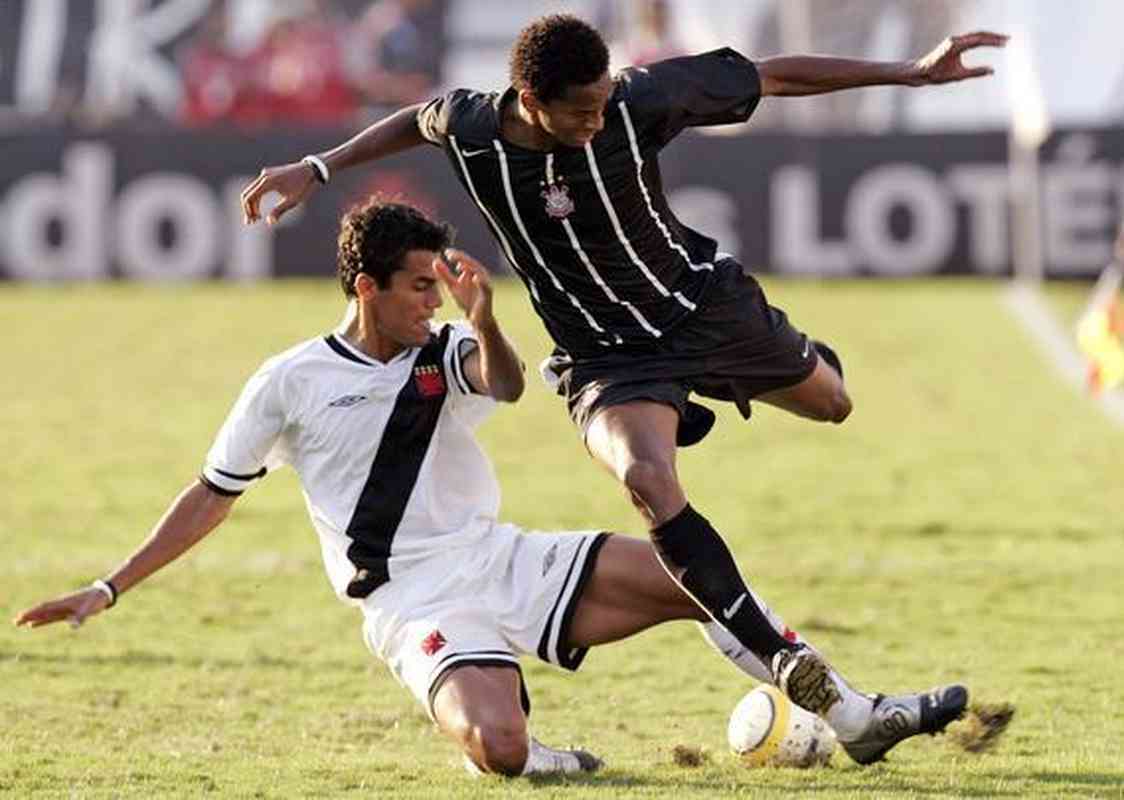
201, 320, 500, 603
417, 48, 761, 357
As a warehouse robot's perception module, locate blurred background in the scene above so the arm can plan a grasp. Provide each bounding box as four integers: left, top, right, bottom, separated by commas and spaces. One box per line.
0, 0, 1122, 287
3, 7, 1123, 792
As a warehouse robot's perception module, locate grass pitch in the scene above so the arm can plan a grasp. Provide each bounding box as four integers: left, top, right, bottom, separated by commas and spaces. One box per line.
2, 278, 1122, 798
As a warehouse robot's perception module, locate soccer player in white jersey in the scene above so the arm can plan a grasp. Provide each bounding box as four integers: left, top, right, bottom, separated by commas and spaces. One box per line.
16, 198, 967, 775
240, 16, 997, 759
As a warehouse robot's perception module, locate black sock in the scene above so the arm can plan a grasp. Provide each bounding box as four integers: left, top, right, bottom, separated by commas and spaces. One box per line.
651, 504, 795, 661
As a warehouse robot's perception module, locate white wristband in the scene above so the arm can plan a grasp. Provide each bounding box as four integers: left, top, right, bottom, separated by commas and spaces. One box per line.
301, 155, 330, 184
91, 578, 117, 608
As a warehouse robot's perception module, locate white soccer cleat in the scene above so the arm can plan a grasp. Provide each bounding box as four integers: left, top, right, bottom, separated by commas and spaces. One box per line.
839, 685, 969, 765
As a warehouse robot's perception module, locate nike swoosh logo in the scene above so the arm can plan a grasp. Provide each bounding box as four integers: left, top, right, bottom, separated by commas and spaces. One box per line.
722, 593, 747, 620
802, 339, 811, 358
461, 147, 490, 157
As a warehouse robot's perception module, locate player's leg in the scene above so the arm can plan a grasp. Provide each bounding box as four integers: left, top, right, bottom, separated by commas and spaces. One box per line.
566, 535, 842, 706
564, 534, 966, 764
567, 533, 706, 645
432, 666, 529, 775
755, 340, 852, 423
583, 400, 800, 663
432, 665, 602, 776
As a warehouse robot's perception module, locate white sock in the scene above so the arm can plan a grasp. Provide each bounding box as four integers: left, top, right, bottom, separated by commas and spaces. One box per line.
699, 621, 772, 682
699, 597, 874, 740
819, 670, 874, 741
520, 737, 586, 776
699, 585, 805, 682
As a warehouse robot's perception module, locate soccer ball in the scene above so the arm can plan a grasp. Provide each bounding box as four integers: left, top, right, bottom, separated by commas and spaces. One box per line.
727, 685, 837, 768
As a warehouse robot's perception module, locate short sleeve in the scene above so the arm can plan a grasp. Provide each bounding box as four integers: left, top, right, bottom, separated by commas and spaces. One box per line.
201, 361, 287, 495
416, 93, 449, 145
619, 48, 761, 147
417, 88, 498, 147
441, 321, 497, 427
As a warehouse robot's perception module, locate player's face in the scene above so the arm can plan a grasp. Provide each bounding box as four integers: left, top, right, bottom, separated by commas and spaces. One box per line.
535, 71, 613, 148
372, 249, 444, 349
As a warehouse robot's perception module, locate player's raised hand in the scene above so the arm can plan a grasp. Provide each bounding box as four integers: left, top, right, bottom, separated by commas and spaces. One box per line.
911, 31, 1008, 85
435, 249, 495, 327
240, 161, 319, 226
14, 587, 110, 630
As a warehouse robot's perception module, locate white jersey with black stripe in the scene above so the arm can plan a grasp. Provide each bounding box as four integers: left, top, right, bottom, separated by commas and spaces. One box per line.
201, 319, 499, 603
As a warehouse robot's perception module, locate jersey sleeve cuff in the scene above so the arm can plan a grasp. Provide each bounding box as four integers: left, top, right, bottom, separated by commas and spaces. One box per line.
200, 465, 266, 495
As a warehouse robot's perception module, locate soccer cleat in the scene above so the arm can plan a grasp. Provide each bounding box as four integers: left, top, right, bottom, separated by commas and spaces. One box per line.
771, 646, 842, 717
462, 741, 603, 777
568, 747, 604, 773
839, 684, 969, 765
462, 754, 485, 777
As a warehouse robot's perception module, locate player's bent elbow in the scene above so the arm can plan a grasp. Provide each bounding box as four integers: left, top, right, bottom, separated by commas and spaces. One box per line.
828, 393, 853, 424
490, 376, 525, 403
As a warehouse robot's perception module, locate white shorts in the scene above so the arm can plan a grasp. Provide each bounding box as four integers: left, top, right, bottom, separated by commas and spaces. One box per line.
360, 523, 609, 719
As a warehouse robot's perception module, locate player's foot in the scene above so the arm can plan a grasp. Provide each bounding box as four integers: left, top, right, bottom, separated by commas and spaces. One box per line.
566, 746, 604, 772
839, 684, 969, 765
771, 646, 842, 716
461, 741, 603, 777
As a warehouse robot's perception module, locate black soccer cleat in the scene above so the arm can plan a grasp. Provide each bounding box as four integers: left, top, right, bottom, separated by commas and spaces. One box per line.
840, 684, 969, 765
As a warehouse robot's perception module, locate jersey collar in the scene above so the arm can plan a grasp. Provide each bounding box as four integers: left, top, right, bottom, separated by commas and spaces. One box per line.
324, 333, 419, 367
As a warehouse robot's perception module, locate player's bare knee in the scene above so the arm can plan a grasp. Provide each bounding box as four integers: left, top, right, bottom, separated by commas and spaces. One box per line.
467, 719, 529, 776
620, 458, 677, 508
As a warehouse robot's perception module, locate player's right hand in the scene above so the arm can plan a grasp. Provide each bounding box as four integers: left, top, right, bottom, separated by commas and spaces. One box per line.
13, 587, 110, 630
240, 161, 318, 226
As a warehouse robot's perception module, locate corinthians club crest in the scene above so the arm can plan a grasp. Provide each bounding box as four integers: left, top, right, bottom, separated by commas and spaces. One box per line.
541, 177, 575, 220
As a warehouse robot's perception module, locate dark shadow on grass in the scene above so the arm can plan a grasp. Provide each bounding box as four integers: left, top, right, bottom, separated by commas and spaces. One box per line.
521, 768, 1030, 796
0, 648, 363, 673
977, 769, 1124, 794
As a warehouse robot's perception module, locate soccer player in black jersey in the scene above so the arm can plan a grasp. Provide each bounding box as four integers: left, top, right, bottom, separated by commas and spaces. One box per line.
242, 16, 1005, 760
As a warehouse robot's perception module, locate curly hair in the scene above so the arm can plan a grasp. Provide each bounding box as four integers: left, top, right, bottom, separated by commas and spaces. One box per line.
336, 196, 453, 296
509, 14, 610, 103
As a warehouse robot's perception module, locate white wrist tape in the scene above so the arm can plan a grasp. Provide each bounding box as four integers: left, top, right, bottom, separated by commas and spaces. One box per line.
301, 155, 330, 184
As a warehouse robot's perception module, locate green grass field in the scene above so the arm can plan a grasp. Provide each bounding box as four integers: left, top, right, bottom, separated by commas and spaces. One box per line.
3, 278, 1122, 799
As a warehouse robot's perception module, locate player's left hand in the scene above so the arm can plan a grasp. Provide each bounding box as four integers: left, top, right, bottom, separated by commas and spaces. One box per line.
911, 31, 1008, 85
13, 587, 110, 630
435, 249, 495, 328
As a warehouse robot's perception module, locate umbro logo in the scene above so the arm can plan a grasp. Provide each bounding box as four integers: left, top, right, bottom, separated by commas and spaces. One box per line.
327, 394, 367, 408
541, 543, 559, 577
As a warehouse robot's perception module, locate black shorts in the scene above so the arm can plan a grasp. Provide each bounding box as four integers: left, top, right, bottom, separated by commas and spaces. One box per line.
544, 259, 821, 446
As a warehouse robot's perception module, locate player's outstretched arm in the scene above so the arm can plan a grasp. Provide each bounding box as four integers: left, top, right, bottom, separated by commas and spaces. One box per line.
435, 249, 526, 403
240, 103, 428, 226
757, 31, 1007, 96
13, 481, 237, 629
